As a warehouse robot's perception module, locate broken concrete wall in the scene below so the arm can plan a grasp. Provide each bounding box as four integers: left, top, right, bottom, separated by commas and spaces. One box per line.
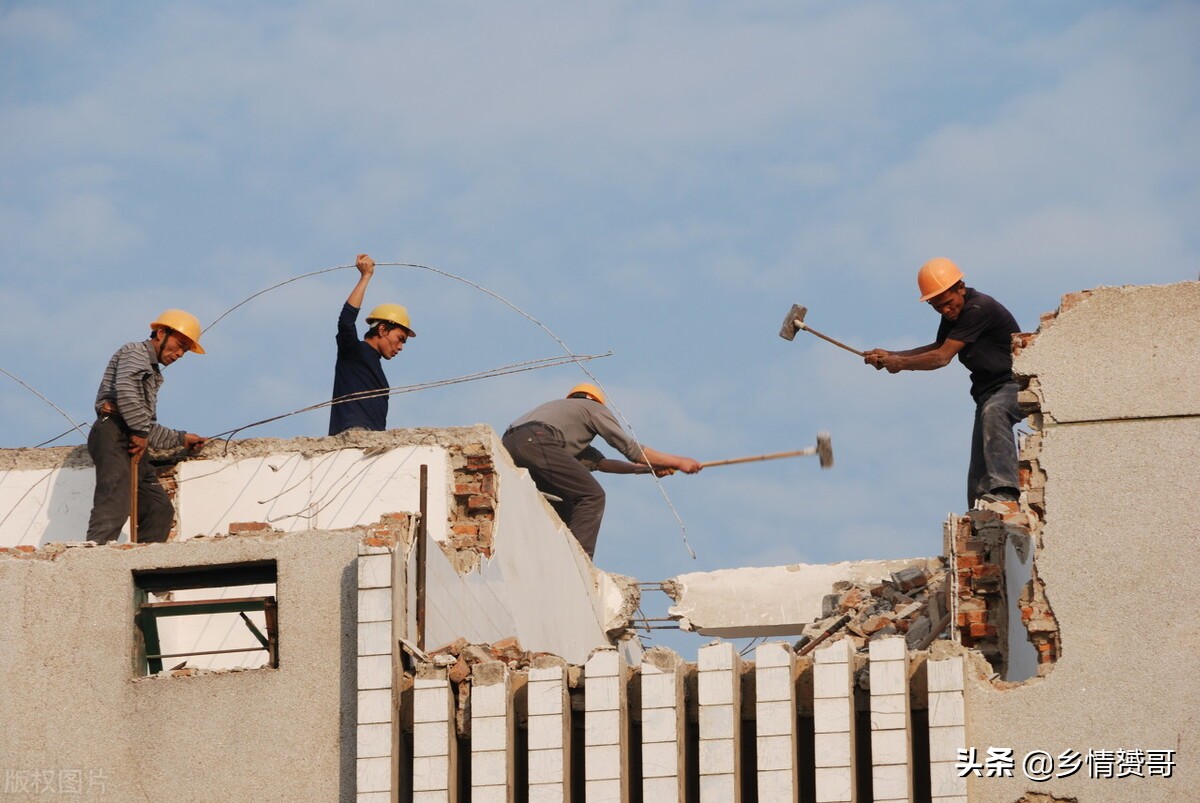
411, 430, 614, 661
962, 282, 1200, 802
0, 426, 622, 665
0, 531, 361, 802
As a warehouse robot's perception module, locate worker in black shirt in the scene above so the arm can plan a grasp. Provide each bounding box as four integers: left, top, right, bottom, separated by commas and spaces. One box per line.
328, 254, 415, 435
863, 258, 1023, 508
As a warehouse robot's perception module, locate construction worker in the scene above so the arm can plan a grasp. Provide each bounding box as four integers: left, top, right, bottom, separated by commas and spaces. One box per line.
864, 258, 1023, 508
86, 310, 207, 544
501, 384, 702, 558
328, 253, 416, 435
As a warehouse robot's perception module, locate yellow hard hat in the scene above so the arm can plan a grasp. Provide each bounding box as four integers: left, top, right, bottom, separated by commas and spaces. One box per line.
365, 303, 415, 336
916, 257, 965, 302
150, 309, 206, 354
567, 383, 606, 405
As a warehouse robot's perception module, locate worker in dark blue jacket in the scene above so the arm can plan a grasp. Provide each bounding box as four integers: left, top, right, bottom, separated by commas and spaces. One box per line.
328, 254, 416, 435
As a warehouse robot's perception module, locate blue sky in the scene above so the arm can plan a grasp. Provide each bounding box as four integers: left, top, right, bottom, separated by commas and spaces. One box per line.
2, 2, 1197, 650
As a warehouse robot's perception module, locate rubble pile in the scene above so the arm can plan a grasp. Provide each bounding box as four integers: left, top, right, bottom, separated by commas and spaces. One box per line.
797, 563, 950, 654
423, 635, 564, 684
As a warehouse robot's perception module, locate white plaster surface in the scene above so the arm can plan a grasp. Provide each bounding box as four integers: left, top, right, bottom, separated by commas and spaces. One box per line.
175, 445, 449, 537
416, 431, 614, 663
667, 558, 942, 637
1014, 282, 1200, 423
0, 462, 93, 546
965, 282, 1200, 802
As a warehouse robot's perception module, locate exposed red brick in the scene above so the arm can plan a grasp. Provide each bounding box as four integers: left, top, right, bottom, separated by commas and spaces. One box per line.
228, 521, 272, 533
448, 657, 470, 684
467, 495, 494, 513
1058, 290, 1093, 315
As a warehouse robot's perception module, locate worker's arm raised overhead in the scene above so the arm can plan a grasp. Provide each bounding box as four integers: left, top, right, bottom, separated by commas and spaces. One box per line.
346, 253, 374, 309
863, 339, 965, 373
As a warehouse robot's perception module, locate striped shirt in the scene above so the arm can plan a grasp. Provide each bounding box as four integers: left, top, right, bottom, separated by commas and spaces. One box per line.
93, 340, 185, 450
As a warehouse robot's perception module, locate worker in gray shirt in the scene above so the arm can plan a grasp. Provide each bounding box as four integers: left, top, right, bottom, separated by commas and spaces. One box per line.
502, 383, 701, 558
87, 310, 207, 544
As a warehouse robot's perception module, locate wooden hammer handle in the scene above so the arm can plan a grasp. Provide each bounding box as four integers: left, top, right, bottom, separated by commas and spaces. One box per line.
129, 453, 141, 543
700, 447, 817, 469
796, 321, 865, 357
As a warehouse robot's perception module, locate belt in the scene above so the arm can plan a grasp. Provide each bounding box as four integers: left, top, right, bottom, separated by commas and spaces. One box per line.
503, 421, 563, 443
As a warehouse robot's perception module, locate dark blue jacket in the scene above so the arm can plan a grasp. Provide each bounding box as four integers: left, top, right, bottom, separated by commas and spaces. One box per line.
329, 302, 388, 435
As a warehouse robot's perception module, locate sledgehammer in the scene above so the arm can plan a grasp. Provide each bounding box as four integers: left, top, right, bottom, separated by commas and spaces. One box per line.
778, 303, 864, 357
700, 432, 834, 470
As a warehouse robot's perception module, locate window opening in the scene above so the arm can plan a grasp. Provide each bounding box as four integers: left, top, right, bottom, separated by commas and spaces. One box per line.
133, 561, 278, 676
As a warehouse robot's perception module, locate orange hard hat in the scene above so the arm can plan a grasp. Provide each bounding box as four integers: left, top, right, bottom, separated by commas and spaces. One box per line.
150, 309, 206, 354
567, 383, 606, 405
916, 258, 964, 302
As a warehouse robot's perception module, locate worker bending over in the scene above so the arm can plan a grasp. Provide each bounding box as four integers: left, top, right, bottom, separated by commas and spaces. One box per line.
87, 310, 207, 544
328, 253, 416, 435
863, 258, 1023, 508
502, 384, 701, 558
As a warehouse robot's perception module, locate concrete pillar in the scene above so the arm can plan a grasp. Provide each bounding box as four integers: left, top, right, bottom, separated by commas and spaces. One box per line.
868, 637, 912, 802
412, 669, 458, 802
584, 647, 629, 802
357, 545, 396, 803
698, 641, 742, 802
927, 656, 968, 802
471, 661, 514, 803
527, 657, 571, 802
640, 648, 687, 801
755, 642, 799, 802
813, 639, 856, 802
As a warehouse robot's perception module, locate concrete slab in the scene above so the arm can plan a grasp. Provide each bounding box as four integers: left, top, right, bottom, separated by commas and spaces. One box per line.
664, 558, 942, 637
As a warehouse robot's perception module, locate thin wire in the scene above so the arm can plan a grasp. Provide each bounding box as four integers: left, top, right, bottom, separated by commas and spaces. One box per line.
33, 425, 86, 449
0, 367, 90, 444
204, 261, 695, 558
203, 265, 347, 333
209, 352, 611, 445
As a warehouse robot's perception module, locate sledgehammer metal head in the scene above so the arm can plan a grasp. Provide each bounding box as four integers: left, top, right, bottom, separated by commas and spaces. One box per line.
779, 303, 807, 341
816, 431, 833, 469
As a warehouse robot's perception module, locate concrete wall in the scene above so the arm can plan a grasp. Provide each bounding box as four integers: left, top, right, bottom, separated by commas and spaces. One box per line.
0, 531, 361, 802
963, 282, 1200, 802
0, 427, 619, 664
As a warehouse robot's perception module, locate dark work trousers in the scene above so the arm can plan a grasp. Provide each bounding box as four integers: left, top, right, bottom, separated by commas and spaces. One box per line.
86, 415, 174, 544
967, 381, 1023, 507
501, 423, 605, 558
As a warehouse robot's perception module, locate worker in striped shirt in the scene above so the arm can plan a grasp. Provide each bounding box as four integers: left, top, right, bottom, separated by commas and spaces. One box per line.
86, 310, 207, 544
